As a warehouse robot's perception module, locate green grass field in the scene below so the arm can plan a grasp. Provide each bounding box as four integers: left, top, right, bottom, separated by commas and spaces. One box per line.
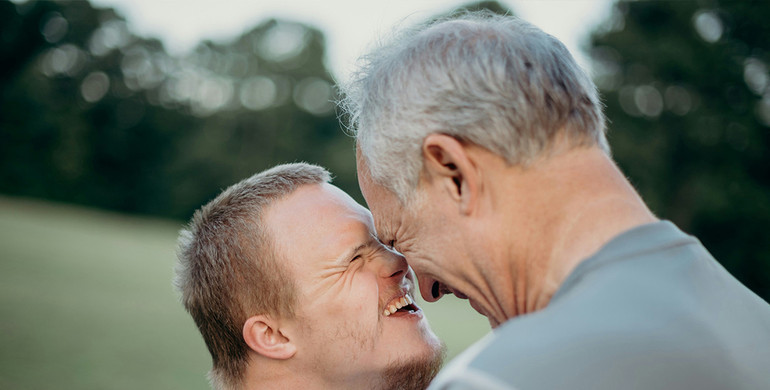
0, 196, 489, 389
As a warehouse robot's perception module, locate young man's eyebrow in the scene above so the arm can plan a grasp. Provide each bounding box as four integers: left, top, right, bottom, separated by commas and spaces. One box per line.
338, 242, 368, 263
339, 234, 385, 263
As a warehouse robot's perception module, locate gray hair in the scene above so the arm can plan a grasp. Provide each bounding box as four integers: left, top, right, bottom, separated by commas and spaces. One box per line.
175, 162, 331, 390
340, 12, 608, 202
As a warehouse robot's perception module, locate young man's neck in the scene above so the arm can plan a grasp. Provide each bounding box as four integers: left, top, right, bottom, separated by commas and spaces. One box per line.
243, 361, 381, 390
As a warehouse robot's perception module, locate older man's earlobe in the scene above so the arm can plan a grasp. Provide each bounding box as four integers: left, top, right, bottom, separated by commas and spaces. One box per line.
243, 315, 297, 360
422, 134, 479, 215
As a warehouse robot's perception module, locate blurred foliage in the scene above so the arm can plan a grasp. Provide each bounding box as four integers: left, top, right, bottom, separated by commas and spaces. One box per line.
0, 0, 508, 219
590, 0, 770, 300
0, 0, 355, 219
444, 0, 510, 16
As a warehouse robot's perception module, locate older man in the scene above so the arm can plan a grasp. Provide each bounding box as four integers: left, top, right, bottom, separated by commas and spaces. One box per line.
175, 163, 443, 390
342, 12, 770, 390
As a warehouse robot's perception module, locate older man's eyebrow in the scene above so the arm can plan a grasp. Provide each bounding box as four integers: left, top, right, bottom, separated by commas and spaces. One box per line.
370, 227, 390, 244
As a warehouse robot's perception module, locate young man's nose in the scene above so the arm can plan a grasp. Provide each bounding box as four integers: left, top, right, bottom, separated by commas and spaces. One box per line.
378, 250, 408, 280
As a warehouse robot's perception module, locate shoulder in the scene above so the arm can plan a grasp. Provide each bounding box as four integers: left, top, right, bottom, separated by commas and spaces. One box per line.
429, 311, 609, 389
428, 332, 518, 390
429, 312, 726, 390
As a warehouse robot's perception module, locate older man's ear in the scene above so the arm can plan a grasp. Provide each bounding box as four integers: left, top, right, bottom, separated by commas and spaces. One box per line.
242, 315, 297, 360
421, 133, 480, 216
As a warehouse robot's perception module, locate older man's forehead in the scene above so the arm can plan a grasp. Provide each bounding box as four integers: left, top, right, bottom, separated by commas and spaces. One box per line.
356, 150, 373, 192
354, 152, 406, 240
368, 192, 403, 243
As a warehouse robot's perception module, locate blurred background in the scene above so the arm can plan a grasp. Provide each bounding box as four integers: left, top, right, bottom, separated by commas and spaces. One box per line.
1, 0, 768, 388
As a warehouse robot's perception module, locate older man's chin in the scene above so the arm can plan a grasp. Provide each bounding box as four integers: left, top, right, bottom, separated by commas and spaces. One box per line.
377, 342, 447, 390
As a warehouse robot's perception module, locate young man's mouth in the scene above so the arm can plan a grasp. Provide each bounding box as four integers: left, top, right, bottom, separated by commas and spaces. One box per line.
383, 292, 420, 317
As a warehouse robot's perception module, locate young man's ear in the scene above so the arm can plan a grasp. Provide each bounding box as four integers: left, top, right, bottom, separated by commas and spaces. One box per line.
421, 133, 478, 214
242, 315, 296, 360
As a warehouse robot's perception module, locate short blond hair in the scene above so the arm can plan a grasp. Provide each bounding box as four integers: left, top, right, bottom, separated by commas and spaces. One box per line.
175, 163, 331, 389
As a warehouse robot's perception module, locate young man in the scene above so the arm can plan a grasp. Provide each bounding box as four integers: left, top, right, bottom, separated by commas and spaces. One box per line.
175, 163, 444, 390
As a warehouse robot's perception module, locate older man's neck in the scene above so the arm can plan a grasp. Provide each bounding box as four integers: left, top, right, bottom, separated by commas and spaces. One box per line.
495, 145, 657, 321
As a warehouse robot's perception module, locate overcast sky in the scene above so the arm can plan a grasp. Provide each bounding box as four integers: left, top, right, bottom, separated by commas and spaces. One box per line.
88, 0, 615, 82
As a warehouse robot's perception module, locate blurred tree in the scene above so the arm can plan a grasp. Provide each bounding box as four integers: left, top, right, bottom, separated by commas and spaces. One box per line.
447, 0, 510, 16
162, 19, 353, 217
1, 0, 107, 205
590, 0, 770, 300
0, 0, 196, 216
0, 0, 515, 222
0, 0, 355, 220
0, 0, 55, 85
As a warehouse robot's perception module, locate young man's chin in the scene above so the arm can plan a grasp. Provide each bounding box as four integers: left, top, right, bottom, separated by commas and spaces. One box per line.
377, 343, 446, 390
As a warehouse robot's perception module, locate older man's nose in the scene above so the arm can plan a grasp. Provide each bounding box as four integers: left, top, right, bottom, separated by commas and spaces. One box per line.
417, 274, 444, 302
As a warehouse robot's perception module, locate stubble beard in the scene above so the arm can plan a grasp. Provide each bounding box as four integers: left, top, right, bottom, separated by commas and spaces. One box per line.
375, 341, 446, 390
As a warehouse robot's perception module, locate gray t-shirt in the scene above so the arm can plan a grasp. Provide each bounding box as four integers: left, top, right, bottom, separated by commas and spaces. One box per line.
429, 221, 770, 390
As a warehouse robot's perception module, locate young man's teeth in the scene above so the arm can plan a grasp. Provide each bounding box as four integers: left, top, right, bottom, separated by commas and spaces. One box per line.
383, 293, 415, 316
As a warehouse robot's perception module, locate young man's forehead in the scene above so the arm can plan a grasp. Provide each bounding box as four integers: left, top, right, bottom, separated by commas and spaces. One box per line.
265, 182, 375, 255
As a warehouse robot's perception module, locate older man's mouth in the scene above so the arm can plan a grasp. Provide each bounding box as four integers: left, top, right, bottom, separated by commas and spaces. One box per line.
383, 292, 420, 316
